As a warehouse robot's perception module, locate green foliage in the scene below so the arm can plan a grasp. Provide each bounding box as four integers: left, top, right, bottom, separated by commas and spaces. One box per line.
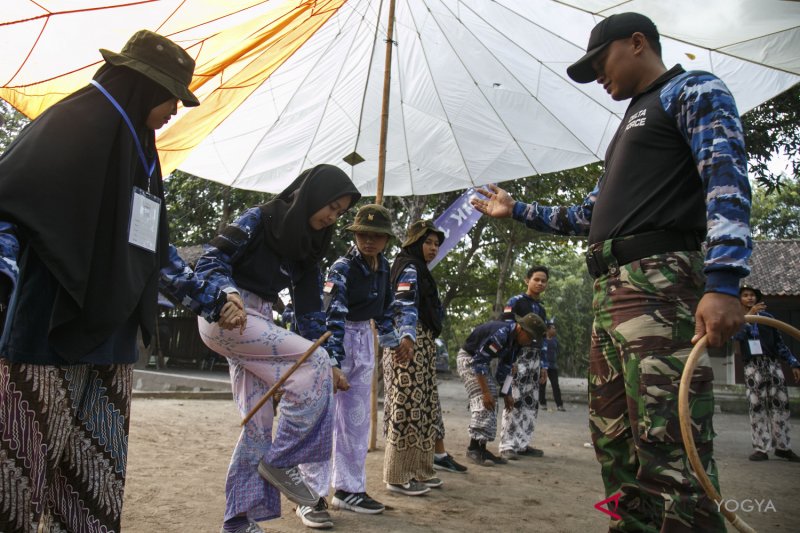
0, 100, 28, 153
163, 171, 269, 245
749, 175, 800, 239
742, 84, 800, 192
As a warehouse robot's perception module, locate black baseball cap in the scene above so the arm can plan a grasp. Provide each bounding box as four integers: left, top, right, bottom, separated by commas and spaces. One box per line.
567, 12, 659, 84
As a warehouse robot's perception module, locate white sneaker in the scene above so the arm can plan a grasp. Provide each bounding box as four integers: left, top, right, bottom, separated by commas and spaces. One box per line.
295, 497, 333, 529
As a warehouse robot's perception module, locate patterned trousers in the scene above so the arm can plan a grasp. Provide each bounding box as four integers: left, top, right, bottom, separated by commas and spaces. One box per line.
588, 250, 725, 532
457, 349, 498, 443
745, 357, 792, 453
304, 320, 374, 493
198, 291, 333, 522
500, 346, 540, 453
0, 360, 132, 533
382, 325, 439, 485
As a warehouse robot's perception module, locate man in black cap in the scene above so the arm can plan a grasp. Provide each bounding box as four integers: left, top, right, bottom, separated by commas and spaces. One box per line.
472, 11, 751, 532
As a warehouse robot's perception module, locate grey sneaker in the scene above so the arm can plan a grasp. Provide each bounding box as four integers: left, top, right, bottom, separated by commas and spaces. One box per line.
257, 460, 319, 506
296, 497, 333, 529
386, 479, 430, 496
418, 477, 444, 488
219, 522, 264, 533
500, 450, 519, 461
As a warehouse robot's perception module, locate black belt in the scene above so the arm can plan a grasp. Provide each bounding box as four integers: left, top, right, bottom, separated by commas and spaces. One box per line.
585, 229, 703, 279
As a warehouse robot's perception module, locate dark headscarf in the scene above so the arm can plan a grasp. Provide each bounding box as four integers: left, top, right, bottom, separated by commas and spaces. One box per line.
390, 230, 444, 338
259, 164, 361, 269
0, 65, 174, 360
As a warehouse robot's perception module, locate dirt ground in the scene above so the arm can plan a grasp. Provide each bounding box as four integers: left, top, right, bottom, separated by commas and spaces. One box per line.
121, 377, 800, 532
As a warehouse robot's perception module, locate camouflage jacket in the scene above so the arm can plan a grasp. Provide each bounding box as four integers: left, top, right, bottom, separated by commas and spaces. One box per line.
194, 207, 325, 341
503, 293, 548, 368
512, 66, 750, 297
323, 247, 400, 367
462, 320, 522, 392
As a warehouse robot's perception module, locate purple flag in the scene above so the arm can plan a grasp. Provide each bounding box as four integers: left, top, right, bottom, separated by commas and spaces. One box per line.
429, 187, 489, 269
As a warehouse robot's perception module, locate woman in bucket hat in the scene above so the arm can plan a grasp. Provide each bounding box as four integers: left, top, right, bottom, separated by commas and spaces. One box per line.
382, 220, 457, 495
297, 204, 406, 527
194, 165, 360, 533
734, 285, 800, 462
0, 30, 245, 532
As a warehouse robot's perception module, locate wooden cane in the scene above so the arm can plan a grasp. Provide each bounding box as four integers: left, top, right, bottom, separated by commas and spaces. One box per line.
679, 315, 800, 533
241, 331, 332, 426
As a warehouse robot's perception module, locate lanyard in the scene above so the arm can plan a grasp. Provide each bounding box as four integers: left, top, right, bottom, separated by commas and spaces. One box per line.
90, 80, 156, 186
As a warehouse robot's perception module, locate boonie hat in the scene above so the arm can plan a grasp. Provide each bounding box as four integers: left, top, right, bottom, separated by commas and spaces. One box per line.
346, 204, 394, 237
515, 313, 547, 340
100, 30, 200, 107
739, 285, 763, 302
402, 220, 445, 248
567, 12, 659, 84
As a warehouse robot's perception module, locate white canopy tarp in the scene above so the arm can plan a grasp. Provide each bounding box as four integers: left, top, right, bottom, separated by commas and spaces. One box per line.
2, 0, 798, 195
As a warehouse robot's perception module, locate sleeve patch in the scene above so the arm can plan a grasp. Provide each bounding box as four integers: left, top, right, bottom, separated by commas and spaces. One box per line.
323, 281, 334, 293
487, 341, 501, 355
397, 282, 412, 291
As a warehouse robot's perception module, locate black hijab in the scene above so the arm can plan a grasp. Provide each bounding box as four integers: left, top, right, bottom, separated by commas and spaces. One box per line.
390, 231, 444, 338
259, 164, 361, 269
0, 65, 174, 360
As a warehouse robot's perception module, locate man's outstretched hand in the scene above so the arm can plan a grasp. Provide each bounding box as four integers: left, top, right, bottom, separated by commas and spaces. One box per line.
471, 184, 515, 219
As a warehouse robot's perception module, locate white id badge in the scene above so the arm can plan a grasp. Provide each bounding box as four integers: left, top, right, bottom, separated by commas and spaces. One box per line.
501, 374, 514, 395
748, 339, 763, 355
128, 187, 161, 252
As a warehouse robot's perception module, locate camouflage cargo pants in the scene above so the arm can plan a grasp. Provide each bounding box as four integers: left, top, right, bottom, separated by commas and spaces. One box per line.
589, 249, 726, 532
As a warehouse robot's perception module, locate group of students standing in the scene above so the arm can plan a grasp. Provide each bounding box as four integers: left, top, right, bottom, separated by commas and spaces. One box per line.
0, 28, 547, 533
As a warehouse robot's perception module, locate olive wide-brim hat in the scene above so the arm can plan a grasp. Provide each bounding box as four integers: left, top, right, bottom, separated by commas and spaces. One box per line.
100, 30, 199, 107
346, 203, 395, 237
401, 219, 445, 248
515, 313, 547, 339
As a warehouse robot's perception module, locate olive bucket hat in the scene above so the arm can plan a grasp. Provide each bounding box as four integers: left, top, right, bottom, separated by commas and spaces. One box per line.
100, 30, 200, 107
346, 204, 395, 237
401, 219, 445, 248
515, 313, 547, 339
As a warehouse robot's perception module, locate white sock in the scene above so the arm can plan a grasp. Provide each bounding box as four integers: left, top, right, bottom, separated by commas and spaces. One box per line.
435, 452, 447, 460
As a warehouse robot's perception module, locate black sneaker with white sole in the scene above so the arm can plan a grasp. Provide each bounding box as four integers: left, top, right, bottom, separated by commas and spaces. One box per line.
257, 460, 319, 507
433, 453, 468, 473
332, 490, 385, 514
295, 497, 333, 529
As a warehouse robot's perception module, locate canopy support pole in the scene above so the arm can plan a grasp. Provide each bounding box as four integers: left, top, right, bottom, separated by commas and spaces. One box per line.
370, 0, 397, 452
375, 0, 396, 205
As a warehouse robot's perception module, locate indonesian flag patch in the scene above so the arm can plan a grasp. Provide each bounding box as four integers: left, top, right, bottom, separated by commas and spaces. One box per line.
397, 282, 412, 292
487, 341, 501, 355
323, 281, 334, 293
503, 306, 512, 313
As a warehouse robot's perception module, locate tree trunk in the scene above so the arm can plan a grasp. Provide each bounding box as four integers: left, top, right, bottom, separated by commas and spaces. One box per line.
493, 236, 517, 318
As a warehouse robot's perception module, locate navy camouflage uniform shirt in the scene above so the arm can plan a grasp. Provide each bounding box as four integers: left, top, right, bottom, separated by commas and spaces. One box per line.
512, 66, 751, 297
0, 221, 228, 363
193, 207, 326, 341
462, 320, 523, 395
503, 293, 548, 369
323, 247, 400, 368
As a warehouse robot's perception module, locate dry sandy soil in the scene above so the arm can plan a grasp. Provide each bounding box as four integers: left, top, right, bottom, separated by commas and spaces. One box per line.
121, 378, 800, 532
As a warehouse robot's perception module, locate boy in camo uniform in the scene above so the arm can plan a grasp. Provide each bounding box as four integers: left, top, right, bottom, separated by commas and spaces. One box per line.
473, 12, 751, 532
